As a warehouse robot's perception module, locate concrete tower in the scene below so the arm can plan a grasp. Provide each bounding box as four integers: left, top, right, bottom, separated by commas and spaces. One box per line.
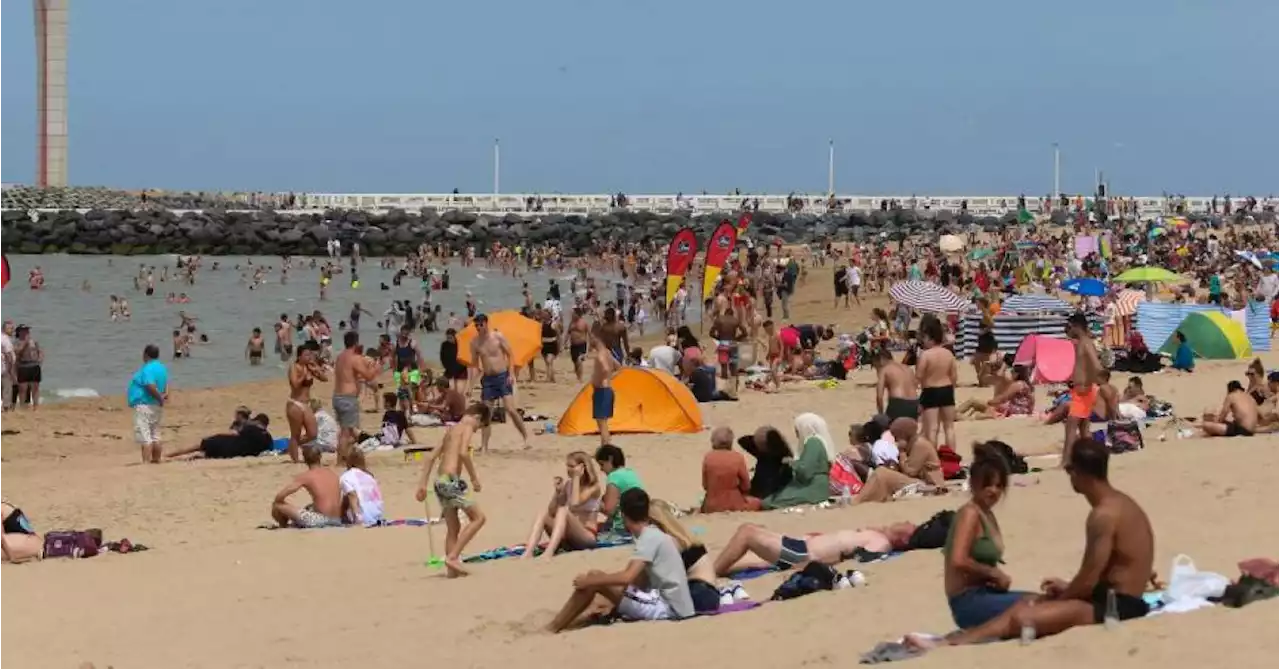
34, 0, 69, 187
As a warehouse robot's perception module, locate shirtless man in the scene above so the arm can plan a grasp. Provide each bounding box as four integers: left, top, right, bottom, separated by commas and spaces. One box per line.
910, 437, 1155, 648
466, 313, 531, 450
1064, 313, 1102, 465
711, 521, 918, 577
760, 320, 784, 392
915, 317, 958, 449
1200, 380, 1260, 437
332, 331, 379, 461
596, 307, 630, 365
415, 402, 489, 577
1094, 369, 1120, 421
270, 446, 343, 528
275, 313, 295, 362
709, 302, 748, 394
245, 327, 265, 366
566, 308, 591, 382
873, 347, 919, 421
589, 325, 622, 445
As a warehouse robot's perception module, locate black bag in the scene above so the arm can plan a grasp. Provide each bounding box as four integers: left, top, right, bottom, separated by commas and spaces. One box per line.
907, 510, 955, 550
770, 562, 838, 601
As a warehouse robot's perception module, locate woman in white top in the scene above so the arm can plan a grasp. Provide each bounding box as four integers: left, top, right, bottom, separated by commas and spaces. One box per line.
340, 449, 385, 527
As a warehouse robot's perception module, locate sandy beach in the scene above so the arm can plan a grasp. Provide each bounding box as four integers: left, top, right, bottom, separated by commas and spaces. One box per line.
2, 267, 1277, 669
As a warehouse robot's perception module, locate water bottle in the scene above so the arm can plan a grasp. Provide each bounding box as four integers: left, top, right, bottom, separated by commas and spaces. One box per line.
1019, 600, 1037, 645
840, 485, 852, 507
1103, 588, 1120, 630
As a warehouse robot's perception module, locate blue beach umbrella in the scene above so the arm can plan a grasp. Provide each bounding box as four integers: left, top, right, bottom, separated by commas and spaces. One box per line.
1061, 277, 1107, 297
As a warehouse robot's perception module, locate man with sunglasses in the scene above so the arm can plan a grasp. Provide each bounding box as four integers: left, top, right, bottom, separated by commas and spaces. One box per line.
465, 314, 531, 450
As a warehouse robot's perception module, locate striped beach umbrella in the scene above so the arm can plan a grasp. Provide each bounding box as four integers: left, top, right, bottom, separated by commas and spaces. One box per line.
1114, 289, 1146, 317
889, 280, 970, 313
1002, 293, 1071, 314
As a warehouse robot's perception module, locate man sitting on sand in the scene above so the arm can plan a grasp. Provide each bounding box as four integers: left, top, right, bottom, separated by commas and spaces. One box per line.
711, 521, 917, 577
548, 488, 694, 632
908, 437, 1155, 649
270, 446, 343, 528
1200, 380, 1260, 437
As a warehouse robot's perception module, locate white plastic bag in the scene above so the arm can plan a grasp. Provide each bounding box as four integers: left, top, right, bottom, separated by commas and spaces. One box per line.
1163, 554, 1230, 604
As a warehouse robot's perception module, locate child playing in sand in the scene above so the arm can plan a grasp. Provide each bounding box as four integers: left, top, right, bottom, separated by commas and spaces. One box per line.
415, 402, 490, 577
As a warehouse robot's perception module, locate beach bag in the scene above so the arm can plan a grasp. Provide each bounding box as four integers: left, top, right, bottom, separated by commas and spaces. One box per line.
937, 445, 965, 480
770, 563, 838, 601
907, 510, 955, 551
828, 455, 865, 497
42, 530, 100, 559
1107, 420, 1144, 453
1164, 554, 1230, 603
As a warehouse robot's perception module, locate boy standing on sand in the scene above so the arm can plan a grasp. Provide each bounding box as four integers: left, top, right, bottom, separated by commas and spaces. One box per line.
590, 325, 621, 445
415, 402, 491, 577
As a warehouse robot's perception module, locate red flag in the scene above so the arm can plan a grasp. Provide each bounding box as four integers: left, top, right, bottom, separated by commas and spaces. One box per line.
736, 211, 753, 233
664, 228, 698, 307
1, 255, 9, 289
701, 221, 738, 300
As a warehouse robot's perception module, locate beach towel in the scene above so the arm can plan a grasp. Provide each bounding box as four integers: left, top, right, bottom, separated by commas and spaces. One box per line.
462, 534, 634, 563
256, 517, 438, 530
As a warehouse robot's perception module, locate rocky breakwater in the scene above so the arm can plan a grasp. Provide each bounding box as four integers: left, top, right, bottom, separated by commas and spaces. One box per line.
0, 207, 1205, 256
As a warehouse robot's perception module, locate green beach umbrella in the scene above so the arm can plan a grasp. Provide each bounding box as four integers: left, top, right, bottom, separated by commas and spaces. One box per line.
1113, 266, 1180, 283
968, 248, 994, 261
1016, 208, 1034, 224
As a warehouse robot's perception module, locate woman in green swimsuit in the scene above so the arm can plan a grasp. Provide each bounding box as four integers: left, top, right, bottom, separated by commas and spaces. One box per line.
942, 441, 1033, 629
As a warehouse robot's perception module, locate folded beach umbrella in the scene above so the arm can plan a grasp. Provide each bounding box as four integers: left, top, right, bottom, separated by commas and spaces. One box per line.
455, 310, 542, 368
1113, 266, 1180, 283
1060, 277, 1107, 297
1158, 312, 1252, 360
1002, 293, 1071, 314
938, 234, 965, 253
888, 280, 970, 313
1113, 289, 1146, 317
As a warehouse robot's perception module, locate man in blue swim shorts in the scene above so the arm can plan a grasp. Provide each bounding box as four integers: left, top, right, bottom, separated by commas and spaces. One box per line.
465, 314, 531, 450
589, 325, 622, 445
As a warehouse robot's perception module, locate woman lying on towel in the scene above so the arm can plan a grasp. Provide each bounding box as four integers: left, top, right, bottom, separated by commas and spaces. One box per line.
1, 502, 42, 563
710, 519, 917, 577
522, 451, 604, 559
956, 364, 1035, 420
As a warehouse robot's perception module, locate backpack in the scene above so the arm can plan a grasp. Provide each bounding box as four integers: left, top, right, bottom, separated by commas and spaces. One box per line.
43, 530, 101, 559
770, 562, 839, 601
907, 510, 955, 550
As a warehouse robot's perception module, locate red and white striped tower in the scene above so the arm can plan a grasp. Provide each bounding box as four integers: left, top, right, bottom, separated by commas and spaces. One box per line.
34, 0, 69, 187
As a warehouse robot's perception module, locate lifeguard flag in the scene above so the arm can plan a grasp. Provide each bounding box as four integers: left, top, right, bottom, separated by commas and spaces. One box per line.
702, 221, 738, 300
1, 255, 9, 289
665, 228, 698, 307
736, 211, 753, 233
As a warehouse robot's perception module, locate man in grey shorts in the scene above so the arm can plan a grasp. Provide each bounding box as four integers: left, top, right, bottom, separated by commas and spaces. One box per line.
332, 331, 378, 459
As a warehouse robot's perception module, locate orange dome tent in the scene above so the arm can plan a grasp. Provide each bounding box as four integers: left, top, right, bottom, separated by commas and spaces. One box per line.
557, 368, 703, 436
455, 310, 541, 369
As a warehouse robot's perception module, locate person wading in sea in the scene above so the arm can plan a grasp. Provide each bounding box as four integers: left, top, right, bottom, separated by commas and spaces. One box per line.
466, 313, 532, 451
566, 307, 591, 383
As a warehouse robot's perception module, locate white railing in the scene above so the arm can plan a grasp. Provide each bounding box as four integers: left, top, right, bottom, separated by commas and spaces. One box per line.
4, 192, 1270, 219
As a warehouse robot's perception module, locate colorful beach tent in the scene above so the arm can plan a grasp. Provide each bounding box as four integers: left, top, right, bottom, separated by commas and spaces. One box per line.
1158, 312, 1252, 360
557, 368, 702, 436
455, 310, 541, 368
1013, 334, 1075, 384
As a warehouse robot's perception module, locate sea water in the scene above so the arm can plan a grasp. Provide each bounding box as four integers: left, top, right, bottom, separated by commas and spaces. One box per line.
0, 255, 637, 399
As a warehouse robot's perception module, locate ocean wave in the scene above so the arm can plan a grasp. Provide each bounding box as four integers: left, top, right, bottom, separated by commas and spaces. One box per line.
53, 388, 101, 399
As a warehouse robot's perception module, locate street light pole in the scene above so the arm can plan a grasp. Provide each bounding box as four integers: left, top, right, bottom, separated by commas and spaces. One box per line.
827, 139, 835, 196
1052, 143, 1060, 204
492, 138, 501, 195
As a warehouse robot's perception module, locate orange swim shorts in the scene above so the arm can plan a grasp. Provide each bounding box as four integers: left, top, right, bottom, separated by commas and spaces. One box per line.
1068, 384, 1099, 420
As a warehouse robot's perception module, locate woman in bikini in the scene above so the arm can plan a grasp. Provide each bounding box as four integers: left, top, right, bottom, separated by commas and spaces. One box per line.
957, 364, 1035, 420
1, 502, 42, 563
940, 441, 1032, 629
522, 451, 604, 560
285, 343, 327, 464
915, 316, 958, 448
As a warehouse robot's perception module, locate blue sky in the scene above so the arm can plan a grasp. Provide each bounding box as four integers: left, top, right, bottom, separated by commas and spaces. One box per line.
3, 0, 1277, 195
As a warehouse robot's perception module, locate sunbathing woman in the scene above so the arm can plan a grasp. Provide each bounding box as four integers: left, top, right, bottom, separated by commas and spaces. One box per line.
711, 520, 917, 577
1, 502, 42, 563
941, 442, 1032, 629
285, 342, 327, 464
956, 364, 1035, 420
522, 451, 604, 559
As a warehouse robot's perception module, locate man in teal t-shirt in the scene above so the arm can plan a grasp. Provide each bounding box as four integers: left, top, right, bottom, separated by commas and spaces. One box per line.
595, 444, 643, 535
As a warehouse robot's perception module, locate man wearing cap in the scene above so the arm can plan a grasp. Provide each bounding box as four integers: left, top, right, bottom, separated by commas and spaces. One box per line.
466, 313, 531, 450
